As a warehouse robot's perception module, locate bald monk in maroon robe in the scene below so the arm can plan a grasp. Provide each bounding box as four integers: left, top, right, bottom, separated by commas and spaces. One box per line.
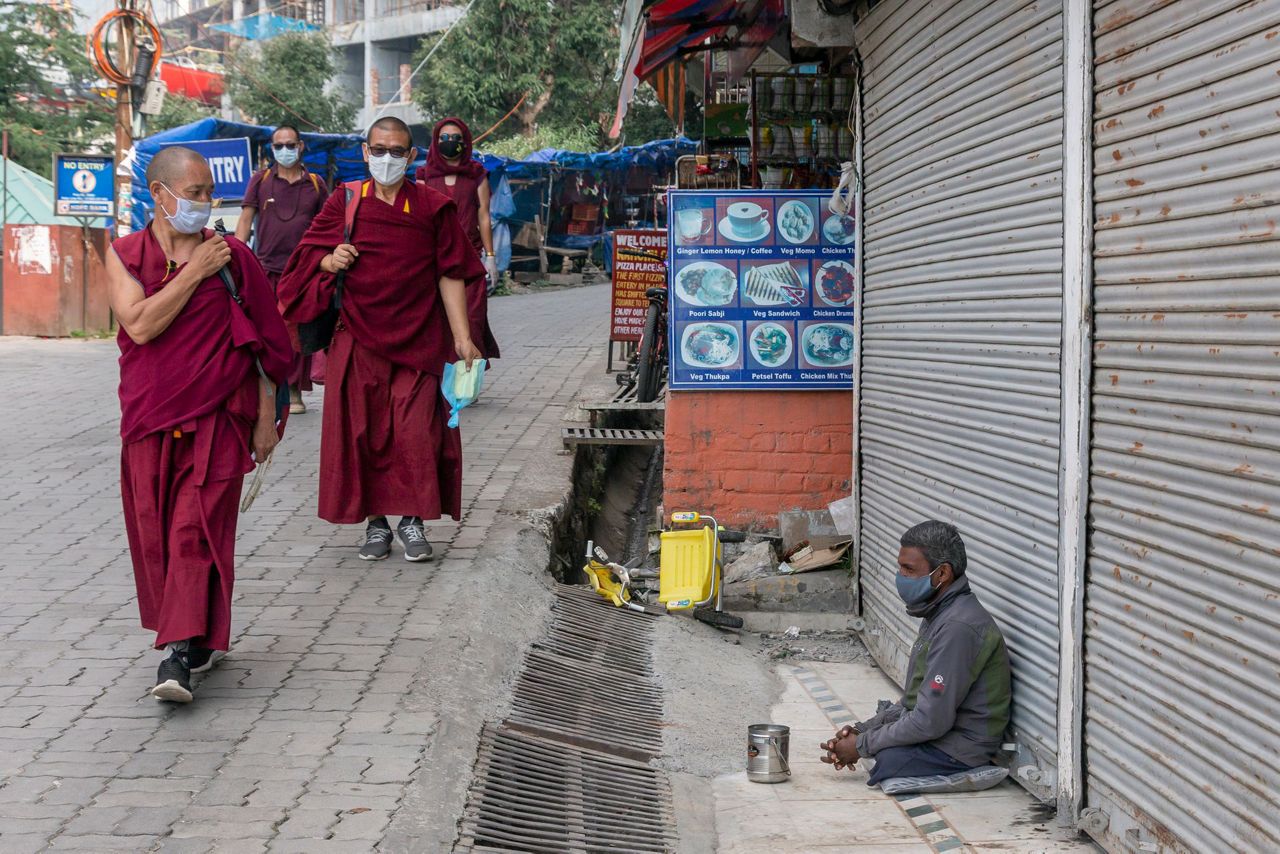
278, 116, 485, 563
107, 146, 293, 703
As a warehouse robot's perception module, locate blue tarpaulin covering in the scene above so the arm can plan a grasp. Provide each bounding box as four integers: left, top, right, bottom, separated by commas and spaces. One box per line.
131, 119, 373, 232
479, 136, 698, 181
132, 120, 695, 243
481, 136, 697, 252
210, 13, 320, 40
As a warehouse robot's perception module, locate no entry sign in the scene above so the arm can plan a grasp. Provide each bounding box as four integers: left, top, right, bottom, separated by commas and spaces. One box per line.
53, 153, 114, 217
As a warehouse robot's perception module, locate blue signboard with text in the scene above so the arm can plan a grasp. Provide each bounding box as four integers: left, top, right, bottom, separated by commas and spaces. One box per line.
667, 190, 856, 391
54, 153, 114, 217
158, 137, 254, 201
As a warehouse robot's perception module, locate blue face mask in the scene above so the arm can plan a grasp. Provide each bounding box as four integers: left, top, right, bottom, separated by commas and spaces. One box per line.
158, 183, 211, 234
896, 566, 941, 606
274, 146, 300, 167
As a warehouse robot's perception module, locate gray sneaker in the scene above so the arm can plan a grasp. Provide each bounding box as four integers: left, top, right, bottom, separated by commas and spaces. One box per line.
359, 519, 393, 561
397, 516, 433, 562
187, 647, 225, 674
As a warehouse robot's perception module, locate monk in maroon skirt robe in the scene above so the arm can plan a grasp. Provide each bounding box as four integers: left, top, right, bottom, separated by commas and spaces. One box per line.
278, 176, 486, 526
113, 225, 292, 653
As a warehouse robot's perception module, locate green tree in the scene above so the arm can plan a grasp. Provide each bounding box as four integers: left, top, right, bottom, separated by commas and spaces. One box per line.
147, 92, 217, 134
479, 124, 601, 159
411, 0, 619, 141
226, 33, 356, 132
618, 83, 678, 145
0, 2, 113, 177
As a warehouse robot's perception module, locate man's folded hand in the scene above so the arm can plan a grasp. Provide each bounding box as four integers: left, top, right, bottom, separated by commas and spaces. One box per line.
819, 726, 860, 770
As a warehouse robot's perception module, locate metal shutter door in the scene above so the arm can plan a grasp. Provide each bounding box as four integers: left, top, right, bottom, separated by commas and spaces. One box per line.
1084, 1, 1280, 851
854, 0, 1065, 793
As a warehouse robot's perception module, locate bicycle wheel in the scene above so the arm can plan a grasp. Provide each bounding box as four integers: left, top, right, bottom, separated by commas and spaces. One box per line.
636, 302, 664, 403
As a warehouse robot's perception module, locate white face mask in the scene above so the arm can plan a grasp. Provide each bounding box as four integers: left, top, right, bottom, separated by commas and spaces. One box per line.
273, 146, 300, 168
158, 183, 211, 234
368, 152, 409, 186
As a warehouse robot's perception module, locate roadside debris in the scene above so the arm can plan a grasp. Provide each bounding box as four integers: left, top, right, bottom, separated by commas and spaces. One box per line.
724, 540, 780, 584
758, 629, 871, 663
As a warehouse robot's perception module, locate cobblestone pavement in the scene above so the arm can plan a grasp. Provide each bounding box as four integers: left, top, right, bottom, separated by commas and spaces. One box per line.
0, 284, 608, 852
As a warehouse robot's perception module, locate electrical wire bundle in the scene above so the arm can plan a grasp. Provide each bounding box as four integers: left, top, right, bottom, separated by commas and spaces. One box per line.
87, 6, 163, 88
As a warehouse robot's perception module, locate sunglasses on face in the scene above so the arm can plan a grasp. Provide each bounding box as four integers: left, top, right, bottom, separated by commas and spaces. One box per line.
368, 146, 410, 158
439, 133, 463, 143
272, 142, 299, 150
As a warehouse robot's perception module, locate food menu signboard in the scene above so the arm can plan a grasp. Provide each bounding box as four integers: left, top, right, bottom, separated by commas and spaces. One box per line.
666, 190, 856, 391
610, 229, 667, 343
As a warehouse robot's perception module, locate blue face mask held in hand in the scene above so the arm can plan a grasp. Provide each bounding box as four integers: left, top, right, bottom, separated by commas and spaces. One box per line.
441, 359, 487, 428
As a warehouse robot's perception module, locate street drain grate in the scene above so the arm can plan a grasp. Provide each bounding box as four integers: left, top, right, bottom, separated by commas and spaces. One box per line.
562, 427, 665, 448
457, 725, 677, 854
538, 585, 655, 677
507, 648, 663, 761
456, 586, 674, 852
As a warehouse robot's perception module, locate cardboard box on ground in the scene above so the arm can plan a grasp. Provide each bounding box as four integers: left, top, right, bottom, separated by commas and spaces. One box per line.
723, 498, 854, 585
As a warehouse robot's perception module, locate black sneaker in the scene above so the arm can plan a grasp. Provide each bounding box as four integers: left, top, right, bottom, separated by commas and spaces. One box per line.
187, 647, 225, 674
152, 650, 193, 703
397, 516, 433, 562
360, 519, 393, 561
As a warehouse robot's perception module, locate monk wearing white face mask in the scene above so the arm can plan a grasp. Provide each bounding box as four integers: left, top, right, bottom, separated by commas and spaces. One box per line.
278, 116, 486, 563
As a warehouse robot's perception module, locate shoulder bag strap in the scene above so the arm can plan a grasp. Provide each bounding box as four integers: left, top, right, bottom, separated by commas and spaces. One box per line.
334, 180, 363, 310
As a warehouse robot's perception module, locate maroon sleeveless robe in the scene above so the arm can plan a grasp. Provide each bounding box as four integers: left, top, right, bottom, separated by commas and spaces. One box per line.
278, 180, 486, 524
115, 225, 293, 650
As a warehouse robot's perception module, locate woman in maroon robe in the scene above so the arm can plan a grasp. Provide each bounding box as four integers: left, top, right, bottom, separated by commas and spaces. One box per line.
415, 117, 500, 358
107, 147, 293, 703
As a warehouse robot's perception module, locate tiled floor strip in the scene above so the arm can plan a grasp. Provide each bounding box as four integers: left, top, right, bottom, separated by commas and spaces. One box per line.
788, 665, 973, 853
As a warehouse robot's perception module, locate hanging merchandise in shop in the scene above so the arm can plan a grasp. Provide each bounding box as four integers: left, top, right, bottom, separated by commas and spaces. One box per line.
750, 71, 856, 190
667, 189, 854, 391
853, 0, 1067, 802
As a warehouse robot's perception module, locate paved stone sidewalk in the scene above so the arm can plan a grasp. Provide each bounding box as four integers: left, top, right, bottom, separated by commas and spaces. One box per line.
715, 660, 1101, 853
0, 285, 609, 853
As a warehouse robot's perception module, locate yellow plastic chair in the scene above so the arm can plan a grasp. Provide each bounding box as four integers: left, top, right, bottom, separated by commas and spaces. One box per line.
658, 513, 721, 611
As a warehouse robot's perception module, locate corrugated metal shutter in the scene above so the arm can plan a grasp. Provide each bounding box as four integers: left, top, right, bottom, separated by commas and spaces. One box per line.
854, 0, 1065, 793
1084, 1, 1280, 851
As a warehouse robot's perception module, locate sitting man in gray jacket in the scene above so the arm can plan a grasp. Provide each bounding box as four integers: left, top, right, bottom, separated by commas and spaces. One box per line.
821, 520, 1012, 786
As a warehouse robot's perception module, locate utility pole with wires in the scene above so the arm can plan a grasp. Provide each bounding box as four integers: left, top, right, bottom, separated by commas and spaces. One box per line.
116, 2, 135, 238
89, 2, 163, 236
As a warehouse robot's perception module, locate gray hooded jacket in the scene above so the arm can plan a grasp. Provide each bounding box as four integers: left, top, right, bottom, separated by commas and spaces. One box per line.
854, 576, 1012, 767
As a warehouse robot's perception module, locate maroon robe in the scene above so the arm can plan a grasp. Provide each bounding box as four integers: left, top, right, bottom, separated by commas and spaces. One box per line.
416, 116, 500, 359
115, 225, 293, 650
278, 180, 486, 524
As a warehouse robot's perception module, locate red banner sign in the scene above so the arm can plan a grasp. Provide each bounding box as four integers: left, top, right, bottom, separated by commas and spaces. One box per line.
611, 229, 668, 342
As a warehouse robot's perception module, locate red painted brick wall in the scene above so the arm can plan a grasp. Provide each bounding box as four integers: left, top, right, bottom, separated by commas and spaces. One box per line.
663, 390, 854, 529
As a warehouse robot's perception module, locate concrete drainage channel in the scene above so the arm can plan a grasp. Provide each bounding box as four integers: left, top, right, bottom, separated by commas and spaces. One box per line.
454, 586, 676, 853
451, 401, 696, 852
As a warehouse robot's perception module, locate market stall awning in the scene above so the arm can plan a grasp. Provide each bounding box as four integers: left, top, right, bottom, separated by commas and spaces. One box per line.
636, 0, 740, 79
611, 0, 785, 137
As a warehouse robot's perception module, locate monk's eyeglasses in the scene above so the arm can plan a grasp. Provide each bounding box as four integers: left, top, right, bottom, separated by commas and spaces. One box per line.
368, 145, 410, 158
